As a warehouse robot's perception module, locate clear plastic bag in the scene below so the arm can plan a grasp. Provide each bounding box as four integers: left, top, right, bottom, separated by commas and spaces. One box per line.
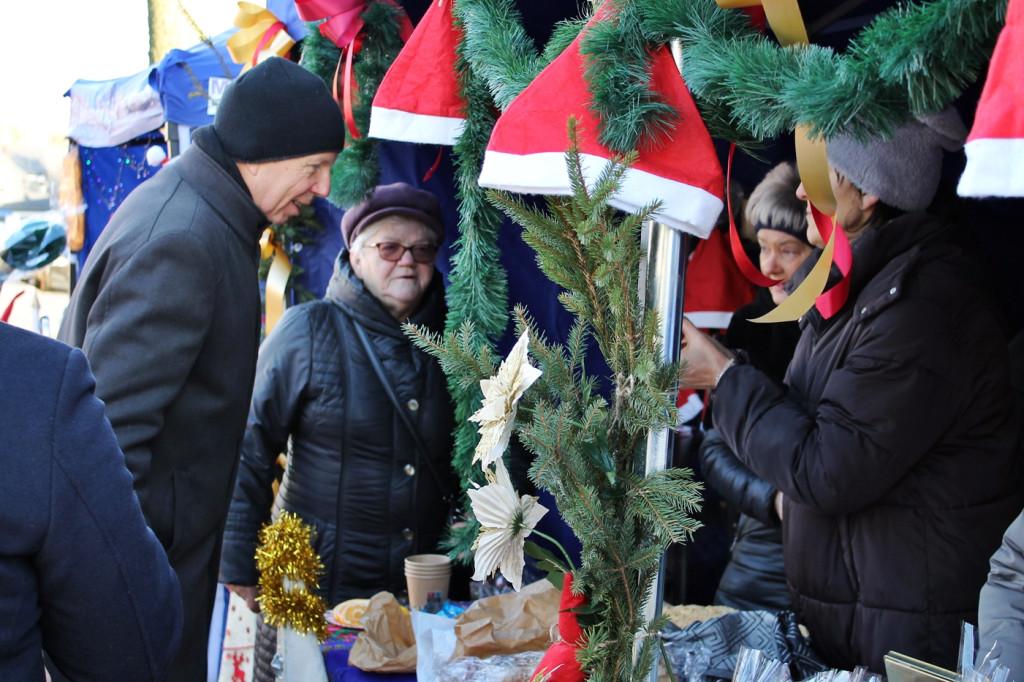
731, 646, 791, 682
438, 651, 546, 681
961, 621, 1012, 682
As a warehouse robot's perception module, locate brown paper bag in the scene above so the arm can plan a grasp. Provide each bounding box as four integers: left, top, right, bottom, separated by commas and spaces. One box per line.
453, 579, 560, 659
348, 592, 418, 673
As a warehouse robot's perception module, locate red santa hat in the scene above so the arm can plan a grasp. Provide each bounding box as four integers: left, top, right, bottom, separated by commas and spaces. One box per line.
531, 572, 587, 682
684, 228, 756, 331
477, 9, 724, 237
958, 0, 1024, 197
368, 0, 466, 145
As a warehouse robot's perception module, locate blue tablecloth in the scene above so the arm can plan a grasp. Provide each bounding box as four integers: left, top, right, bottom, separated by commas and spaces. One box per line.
321, 626, 417, 681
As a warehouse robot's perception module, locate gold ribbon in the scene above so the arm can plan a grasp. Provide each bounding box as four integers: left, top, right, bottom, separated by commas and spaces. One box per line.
227, 2, 296, 73
260, 228, 292, 336
716, 0, 839, 321
716, 0, 808, 45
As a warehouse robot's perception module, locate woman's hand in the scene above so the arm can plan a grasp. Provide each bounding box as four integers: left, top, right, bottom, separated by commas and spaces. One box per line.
227, 584, 261, 613
679, 317, 735, 390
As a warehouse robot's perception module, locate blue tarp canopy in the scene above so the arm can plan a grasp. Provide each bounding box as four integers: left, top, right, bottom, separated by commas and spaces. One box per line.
66, 29, 243, 146
150, 28, 243, 129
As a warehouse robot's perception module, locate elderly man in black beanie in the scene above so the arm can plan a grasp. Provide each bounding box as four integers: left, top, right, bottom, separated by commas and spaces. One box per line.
58, 56, 345, 681
678, 108, 1022, 673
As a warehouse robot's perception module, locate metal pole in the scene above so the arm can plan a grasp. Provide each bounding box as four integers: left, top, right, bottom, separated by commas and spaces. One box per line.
637, 219, 688, 681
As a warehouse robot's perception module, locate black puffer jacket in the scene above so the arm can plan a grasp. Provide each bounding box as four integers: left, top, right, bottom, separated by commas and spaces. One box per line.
713, 213, 1023, 672
219, 253, 456, 603
699, 429, 790, 612
699, 289, 802, 612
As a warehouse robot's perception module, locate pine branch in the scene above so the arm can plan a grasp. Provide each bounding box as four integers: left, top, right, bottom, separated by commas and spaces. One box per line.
453, 0, 547, 110
649, 0, 1005, 144
404, 320, 496, 393
627, 469, 703, 544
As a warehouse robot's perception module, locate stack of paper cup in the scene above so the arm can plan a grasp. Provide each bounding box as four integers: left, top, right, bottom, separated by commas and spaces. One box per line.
404, 553, 452, 610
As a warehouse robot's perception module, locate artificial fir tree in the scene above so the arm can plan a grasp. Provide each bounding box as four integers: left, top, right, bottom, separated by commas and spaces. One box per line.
409, 125, 704, 680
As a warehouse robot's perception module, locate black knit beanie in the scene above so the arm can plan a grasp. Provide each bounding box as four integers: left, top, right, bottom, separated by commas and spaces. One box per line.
213, 57, 346, 163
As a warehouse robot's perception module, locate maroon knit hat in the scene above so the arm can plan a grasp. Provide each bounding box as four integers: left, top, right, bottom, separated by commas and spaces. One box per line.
341, 182, 444, 248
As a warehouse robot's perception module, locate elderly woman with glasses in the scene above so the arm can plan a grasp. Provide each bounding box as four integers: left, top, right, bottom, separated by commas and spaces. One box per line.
219, 182, 457, 681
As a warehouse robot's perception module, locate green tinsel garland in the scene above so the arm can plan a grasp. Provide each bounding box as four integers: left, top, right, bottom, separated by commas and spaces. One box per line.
643, 0, 1007, 145
431, 2, 520, 558
458, 0, 1005, 150
580, 0, 680, 154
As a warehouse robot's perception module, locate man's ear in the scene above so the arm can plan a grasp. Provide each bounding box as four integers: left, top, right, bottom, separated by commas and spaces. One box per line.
238, 162, 261, 178
860, 192, 880, 211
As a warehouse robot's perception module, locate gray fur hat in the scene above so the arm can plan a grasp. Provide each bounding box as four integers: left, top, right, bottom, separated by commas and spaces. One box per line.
747, 161, 810, 245
827, 107, 967, 212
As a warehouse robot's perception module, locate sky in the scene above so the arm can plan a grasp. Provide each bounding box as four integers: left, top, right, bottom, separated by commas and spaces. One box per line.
0, 0, 243, 165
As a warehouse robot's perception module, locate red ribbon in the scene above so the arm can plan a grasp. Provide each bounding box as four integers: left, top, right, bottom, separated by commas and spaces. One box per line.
809, 203, 852, 318
726, 144, 777, 288
339, 43, 361, 140
252, 21, 287, 66
423, 146, 443, 182
296, 0, 412, 47
0, 290, 25, 323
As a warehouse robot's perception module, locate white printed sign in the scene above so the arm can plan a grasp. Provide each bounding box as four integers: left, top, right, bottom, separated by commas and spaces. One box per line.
207, 77, 232, 116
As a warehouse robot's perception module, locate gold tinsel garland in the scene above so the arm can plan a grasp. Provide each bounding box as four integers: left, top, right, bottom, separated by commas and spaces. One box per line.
255, 511, 329, 642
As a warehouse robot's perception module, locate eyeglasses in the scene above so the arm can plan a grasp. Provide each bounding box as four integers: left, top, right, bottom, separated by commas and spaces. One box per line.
365, 241, 439, 264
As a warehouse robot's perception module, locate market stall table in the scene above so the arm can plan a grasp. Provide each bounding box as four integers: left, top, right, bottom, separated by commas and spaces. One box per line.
321, 624, 416, 681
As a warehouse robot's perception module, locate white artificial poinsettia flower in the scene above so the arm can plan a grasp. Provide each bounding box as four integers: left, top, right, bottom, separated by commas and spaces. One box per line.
468, 458, 548, 591
468, 330, 543, 468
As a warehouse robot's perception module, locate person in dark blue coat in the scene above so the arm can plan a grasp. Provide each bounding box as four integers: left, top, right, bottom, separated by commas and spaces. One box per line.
0, 320, 182, 681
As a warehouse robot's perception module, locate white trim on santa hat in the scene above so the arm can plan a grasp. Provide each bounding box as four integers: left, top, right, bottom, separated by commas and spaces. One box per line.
368, 107, 466, 146
479, 149, 723, 238
958, 138, 1024, 197
677, 392, 705, 425
367, 0, 465, 147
